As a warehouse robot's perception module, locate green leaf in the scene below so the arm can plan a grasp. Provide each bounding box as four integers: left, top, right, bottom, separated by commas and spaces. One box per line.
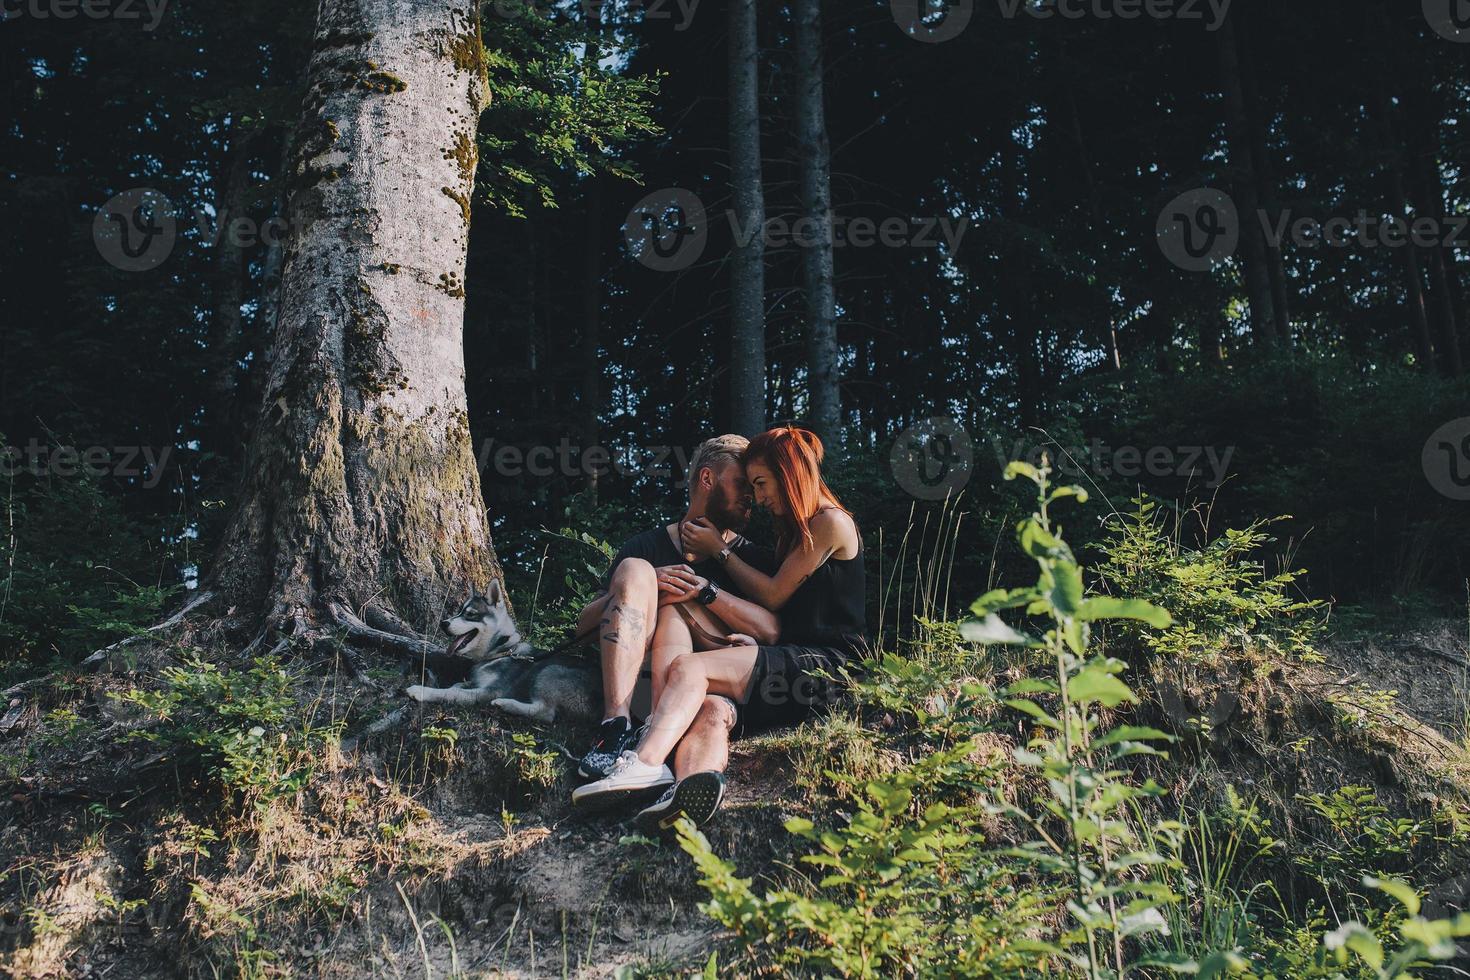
960, 615, 1041, 647
1004, 460, 1041, 483
1005, 699, 1061, 730
970, 587, 1039, 616
783, 817, 815, 837
1094, 725, 1174, 747
1077, 596, 1173, 628
1324, 921, 1382, 970
1069, 662, 1137, 708
1049, 562, 1085, 616
1363, 876, 1420, 917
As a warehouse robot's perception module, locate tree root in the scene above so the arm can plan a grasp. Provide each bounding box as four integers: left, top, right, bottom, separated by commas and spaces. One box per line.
340, 704, 413, 754
327, 602, 442, 660
2, 590, 219, 704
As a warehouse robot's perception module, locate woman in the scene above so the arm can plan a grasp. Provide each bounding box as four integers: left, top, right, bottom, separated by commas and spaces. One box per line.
572, 426, 865, 830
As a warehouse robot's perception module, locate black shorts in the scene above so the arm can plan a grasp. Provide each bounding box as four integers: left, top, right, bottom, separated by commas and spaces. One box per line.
732, 644, 849, 735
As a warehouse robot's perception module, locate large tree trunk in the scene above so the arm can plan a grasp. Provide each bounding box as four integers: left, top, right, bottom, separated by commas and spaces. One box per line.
1235, 16, 1292, 345
1371, 89, 1437, 370
212, 0, 500, 635
794, 0, 840, 445
727, 0, 766, 436
1405, 88, 1463, 377
1217, 16, 1276, 349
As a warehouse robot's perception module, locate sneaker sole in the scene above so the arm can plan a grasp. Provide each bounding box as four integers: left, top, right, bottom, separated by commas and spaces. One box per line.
634, 772, 725, 834
571, 778, 673, 812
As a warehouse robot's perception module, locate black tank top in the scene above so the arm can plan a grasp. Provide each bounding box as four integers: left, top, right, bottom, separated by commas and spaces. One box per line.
779, 548, 866, 660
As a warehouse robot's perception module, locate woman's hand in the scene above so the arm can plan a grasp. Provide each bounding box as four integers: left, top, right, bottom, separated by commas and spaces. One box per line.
679, 517, 725, 560
656, 564, 707, 606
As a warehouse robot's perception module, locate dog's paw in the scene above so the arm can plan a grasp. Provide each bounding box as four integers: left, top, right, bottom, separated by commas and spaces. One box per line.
404, 685, 434, 702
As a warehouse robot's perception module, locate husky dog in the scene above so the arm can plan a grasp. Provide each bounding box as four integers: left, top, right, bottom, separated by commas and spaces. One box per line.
404, 581, 599, 725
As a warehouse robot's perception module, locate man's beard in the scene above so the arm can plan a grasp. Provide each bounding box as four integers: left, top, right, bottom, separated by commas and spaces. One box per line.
706, 483, 752, 532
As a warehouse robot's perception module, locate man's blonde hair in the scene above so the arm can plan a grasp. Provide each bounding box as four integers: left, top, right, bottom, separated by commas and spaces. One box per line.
688, 434, 749, 484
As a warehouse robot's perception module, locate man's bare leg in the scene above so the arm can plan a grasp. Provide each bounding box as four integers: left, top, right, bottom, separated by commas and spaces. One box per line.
599, 558, 657, 721
672, 696, 736, 779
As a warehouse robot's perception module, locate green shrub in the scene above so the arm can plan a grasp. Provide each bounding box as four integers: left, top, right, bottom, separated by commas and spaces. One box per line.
113, 654, 336, 801
1094, 497, 1326, 665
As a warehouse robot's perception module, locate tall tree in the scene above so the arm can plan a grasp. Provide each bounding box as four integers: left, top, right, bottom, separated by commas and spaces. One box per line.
794, 0, 840, 444
1371, 89, 1437, 370
212, 0, 503, 636
1218, 15, 1278, 349
727, 0, 766, 436
1234, 14, 1292, 345
581, 2, 605, 499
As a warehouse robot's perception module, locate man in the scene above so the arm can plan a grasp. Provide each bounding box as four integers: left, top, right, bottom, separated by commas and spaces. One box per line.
570, 435, 779, 827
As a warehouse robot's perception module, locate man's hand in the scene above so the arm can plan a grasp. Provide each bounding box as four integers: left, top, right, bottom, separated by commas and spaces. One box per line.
724, 633, 758, 647
680, 517, 724, 560
656, 564, 707, 607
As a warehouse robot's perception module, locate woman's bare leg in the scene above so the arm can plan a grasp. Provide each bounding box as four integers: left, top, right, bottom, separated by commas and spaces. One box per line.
649, 604, 692, 710
637, 644, 759, 766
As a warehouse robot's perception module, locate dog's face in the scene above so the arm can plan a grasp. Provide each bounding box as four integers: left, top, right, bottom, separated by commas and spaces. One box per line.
440, 580, 520, 661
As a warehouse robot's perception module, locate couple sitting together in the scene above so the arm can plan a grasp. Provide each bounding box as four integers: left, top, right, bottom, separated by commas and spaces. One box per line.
570, 426, 866, 833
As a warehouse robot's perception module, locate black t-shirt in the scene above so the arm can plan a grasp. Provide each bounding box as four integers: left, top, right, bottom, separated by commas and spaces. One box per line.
601, 525, 775, 600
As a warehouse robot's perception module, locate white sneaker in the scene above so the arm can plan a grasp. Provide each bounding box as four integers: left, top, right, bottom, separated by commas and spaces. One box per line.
571, 750, 674, 808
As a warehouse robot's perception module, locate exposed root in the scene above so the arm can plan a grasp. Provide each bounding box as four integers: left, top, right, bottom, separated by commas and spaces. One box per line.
2, 590, 219, 705
328, 601, 442, 660
80, 589, 217, 669
340, 703, 413, 753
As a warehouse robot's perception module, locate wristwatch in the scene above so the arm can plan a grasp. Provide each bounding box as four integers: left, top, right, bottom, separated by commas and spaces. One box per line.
698, 581, 720, 606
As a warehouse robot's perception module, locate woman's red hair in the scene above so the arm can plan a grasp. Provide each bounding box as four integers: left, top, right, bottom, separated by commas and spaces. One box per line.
742, 427, 850, 559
